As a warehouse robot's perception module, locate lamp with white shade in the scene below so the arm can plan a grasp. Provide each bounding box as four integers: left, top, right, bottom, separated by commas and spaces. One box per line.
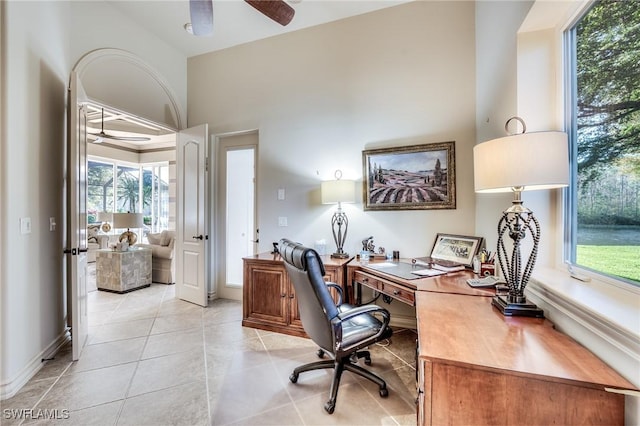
321, 170, 356, 259
113, 212, 144, 246
473, 117, 569, 317
97, 212, 113, 233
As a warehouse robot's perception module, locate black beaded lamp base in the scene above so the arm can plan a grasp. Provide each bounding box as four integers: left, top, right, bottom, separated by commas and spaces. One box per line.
492, 295, 544, 318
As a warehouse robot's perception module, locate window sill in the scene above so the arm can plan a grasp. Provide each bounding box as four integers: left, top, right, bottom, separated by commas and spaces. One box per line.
527, 266, 640, 385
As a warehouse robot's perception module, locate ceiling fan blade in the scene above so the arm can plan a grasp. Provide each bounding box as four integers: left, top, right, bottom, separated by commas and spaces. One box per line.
245, 0, 295, 26
89, 108, 151, 142
190, 0, 214, 36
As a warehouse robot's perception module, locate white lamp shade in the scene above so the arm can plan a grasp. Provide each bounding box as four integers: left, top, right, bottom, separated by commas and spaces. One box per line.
97, 212, 113, 222
473, 131, 569, 193
113, 212, 143, 229
321, 179, 356, 204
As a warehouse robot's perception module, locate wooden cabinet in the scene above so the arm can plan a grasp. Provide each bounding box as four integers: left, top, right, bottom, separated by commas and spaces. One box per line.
242, 252, 351, 337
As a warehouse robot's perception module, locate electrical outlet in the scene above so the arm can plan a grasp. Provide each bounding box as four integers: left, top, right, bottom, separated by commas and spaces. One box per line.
277, 188, 285, 200
278, 217, 288, 227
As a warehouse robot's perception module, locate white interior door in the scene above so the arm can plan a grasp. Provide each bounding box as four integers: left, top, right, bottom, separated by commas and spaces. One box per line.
176, 124, 209, 306
66, 71, 89, 361
216, 132, 258, 301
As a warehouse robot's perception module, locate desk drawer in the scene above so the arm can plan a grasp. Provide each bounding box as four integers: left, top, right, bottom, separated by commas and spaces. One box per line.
380, 281, 415, 305
354, 270, 415, 306
354, 271, 384, 291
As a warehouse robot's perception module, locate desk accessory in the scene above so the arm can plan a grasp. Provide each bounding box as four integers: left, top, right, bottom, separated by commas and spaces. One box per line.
321, 170, 355, 258
474, 117, 569, 317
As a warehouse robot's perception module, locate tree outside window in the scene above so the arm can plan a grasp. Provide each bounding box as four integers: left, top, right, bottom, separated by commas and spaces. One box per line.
572, 0, 640, 284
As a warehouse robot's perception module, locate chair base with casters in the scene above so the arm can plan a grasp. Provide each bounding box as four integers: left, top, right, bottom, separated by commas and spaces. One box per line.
279, 238, 393, 414
289, 348, 389, 414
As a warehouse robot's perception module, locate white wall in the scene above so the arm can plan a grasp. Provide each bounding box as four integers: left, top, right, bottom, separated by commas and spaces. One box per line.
1, 0, 71, 398
188, 0, 477, 321
0, 0, 186, 398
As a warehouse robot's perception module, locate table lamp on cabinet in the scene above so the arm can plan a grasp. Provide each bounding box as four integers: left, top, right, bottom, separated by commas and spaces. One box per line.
473, 117, 569, 317
113, 212, 144, 246
321, 170, 356, 259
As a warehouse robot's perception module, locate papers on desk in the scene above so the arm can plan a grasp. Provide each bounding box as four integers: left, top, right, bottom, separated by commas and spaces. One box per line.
411, 268, 447, 277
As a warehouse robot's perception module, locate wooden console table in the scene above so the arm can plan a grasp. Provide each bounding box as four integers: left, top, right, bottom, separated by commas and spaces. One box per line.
242, 252, 352, 337
346, 259, 636, 425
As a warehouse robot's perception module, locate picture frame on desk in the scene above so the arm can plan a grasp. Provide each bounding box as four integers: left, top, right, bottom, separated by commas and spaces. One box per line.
430, 233, 483, 268
362, 141, 456, 211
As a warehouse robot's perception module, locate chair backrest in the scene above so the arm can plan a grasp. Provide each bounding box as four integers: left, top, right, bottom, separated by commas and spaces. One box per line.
279, 239, 339, 352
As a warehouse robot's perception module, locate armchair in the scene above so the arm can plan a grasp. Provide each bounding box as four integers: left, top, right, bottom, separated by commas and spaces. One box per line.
137, 230, 175, 284
87, 223, 109, 263
279, 238, 392, 414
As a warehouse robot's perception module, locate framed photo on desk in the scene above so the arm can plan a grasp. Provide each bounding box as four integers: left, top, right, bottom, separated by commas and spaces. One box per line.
430, 233, 483, 268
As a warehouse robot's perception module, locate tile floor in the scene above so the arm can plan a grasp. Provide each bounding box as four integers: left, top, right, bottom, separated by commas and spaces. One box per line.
3, 279, 418, 425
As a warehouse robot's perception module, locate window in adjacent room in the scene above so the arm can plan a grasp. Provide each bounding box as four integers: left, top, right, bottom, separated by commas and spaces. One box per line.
566, 0, 640, 285
87, 158, 170, 240
87, 160, 115, 223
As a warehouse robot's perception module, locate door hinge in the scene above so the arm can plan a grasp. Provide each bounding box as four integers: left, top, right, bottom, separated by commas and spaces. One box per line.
205, 156, 209, 172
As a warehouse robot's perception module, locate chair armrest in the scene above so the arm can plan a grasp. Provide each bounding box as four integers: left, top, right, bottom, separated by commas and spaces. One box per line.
336, 304, 390, 324
326, 282, 343, 306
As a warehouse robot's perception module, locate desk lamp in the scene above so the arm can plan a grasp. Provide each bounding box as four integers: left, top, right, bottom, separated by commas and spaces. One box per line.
113, 212, 144, 246
321, 170, 356, 258
473, 117, 568, 317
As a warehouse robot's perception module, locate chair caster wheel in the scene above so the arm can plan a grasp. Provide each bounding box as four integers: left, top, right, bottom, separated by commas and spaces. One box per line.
289, 373, 298, 383
379, 388, 388, 397
324, 401, 335, 414
316, 349, 325, 358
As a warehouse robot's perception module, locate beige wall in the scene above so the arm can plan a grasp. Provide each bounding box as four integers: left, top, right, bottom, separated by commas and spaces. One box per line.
188, 1, 477, 321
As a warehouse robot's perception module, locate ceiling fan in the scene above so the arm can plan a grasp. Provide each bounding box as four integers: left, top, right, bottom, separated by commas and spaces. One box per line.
189, 0, 295, 36
90, 108, 151, 143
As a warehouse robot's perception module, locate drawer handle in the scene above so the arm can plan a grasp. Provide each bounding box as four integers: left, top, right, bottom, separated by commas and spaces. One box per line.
281, 293, 286, 298
393, 290, 400, 295
362, 278, 369, 283
289, 294, 295, 299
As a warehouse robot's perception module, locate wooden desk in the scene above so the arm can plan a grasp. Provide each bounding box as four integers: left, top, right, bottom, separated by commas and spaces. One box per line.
242, 252, 352, 337
346, 259, 636, 425
347, 259, 495, 305
415, 292, 635, 425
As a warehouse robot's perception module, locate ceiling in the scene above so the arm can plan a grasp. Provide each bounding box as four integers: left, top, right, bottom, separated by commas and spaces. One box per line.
92, 0, 412, 150
107, 0, 412, 58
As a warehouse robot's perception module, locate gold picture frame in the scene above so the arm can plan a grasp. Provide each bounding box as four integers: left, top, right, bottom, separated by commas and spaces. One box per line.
362, 141, 456, 211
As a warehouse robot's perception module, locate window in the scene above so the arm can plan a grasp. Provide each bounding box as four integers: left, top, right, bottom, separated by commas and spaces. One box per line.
87, 160, 115, 223
567, 0, 640, 285
87, 158, 170, 239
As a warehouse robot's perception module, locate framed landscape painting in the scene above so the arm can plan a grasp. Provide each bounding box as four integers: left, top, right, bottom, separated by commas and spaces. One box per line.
362, 141, 456, 210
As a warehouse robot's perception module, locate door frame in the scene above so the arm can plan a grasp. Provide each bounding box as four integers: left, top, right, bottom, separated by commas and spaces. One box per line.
68, 49, 186, 357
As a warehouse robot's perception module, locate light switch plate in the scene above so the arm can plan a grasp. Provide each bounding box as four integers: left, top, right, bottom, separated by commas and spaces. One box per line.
277, 188, 285, 200
20, 217, 31, 234
278, 217, 288, 227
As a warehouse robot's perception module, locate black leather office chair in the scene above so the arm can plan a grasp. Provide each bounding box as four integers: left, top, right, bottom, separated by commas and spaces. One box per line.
279, 238, 393, 414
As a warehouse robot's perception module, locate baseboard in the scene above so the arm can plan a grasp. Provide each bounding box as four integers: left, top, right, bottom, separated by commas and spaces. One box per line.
0, 329, 70, 400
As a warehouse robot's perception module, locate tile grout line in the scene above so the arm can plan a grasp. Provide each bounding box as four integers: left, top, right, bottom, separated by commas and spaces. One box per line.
112, 284, 168, 424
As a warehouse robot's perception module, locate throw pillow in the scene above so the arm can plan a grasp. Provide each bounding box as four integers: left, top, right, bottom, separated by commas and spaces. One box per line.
147, 232, 162, 245
87, 224, 99, 243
